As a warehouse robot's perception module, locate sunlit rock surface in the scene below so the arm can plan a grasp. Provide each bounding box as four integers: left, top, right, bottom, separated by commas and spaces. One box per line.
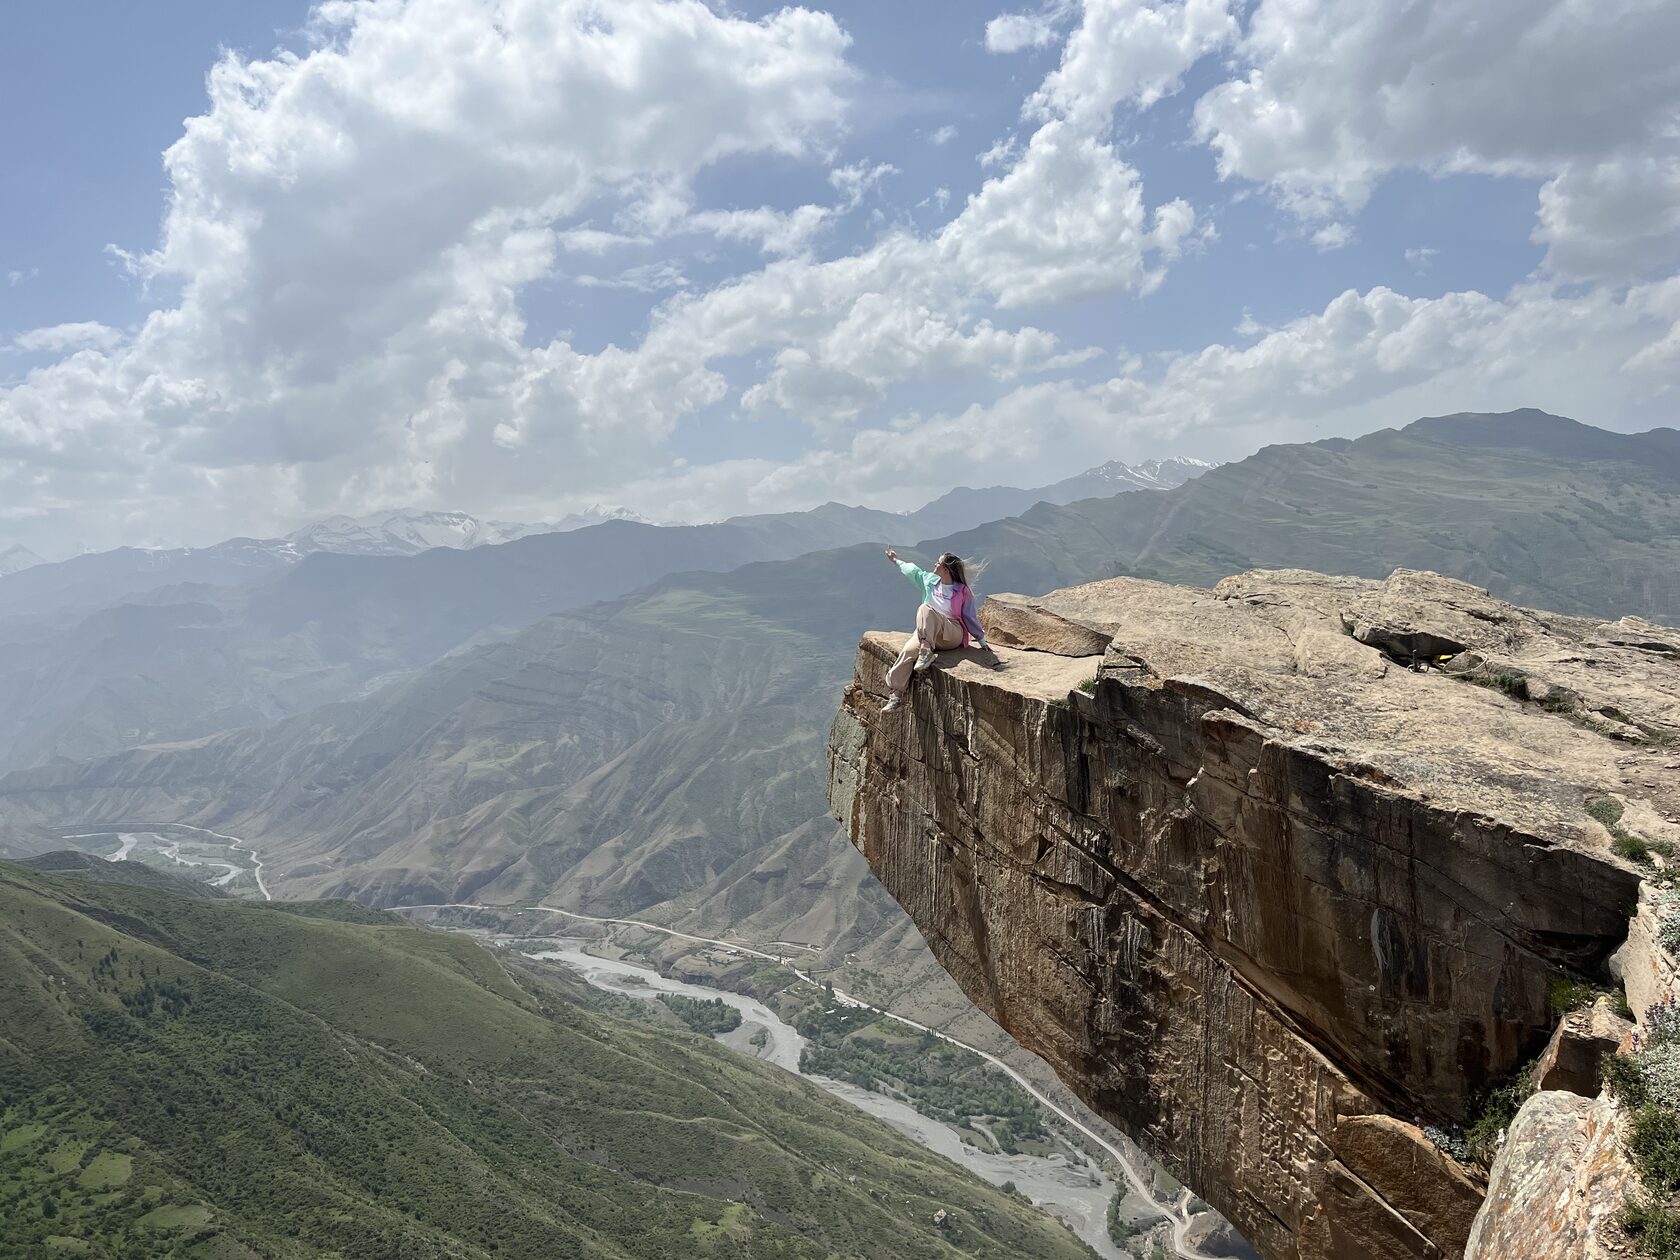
830, 568, 1679, 1260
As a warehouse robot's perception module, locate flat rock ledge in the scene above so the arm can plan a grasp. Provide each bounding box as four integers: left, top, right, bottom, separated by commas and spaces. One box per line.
829, 568, 1679, 1260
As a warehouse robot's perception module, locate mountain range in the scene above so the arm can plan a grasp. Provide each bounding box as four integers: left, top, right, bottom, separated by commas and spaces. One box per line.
2, 408, 1675, 1259
0, 458, 1210, 772
2, 412, 1676, 1029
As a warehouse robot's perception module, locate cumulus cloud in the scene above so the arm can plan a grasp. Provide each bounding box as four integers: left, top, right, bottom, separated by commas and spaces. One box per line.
1193, 0, 1680, 279
7, 0, 1672, 556
985, 10, 1065, 54
0, 0, 856, 543
1311, 223, 1353, 252
13, 323, 125, 354
615, 276, 1680, 520
1032, 0, 1236, 119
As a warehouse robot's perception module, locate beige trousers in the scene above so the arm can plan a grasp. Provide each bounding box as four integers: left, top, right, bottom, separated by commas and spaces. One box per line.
887, 603, 964, 695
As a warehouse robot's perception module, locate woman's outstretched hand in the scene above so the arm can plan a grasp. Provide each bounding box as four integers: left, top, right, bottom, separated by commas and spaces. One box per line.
885, 548, 898, 562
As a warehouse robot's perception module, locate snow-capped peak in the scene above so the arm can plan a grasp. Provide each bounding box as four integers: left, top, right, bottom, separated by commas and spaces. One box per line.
551, 504, 656, 532
287, 509, 554, 556
0, 543, 44, 576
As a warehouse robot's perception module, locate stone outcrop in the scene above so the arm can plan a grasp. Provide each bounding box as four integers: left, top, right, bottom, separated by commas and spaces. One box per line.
1463, 1090, 1637, 1260
1531, 996, 1633, 1096
830, 568, 1680, 1260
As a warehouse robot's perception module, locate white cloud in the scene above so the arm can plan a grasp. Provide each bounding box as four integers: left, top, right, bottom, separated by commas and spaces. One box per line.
1311, 222, 1353, 252
613, 276, 1680, 520
557, 228, 650, 254
13, 323, 125, 354
6, 268, 38, 287
0, 0, 856, 543
939, 120, 1195, 306
1404, 246, 1438, 270
575, 261, 688, 292
686, 205, 833, 257
828, 161, 897, 207
985, 11, 1063, 54
929, 124, 958, 146
1033, 0, 1236, 119
1193, 0, 1680, 279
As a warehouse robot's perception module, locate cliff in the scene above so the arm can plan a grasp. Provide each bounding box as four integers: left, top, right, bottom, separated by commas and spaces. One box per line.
829, 568, 1680, 1259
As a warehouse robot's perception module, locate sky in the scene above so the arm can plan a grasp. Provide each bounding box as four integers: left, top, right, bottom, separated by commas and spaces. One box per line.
1, 0, 1677, 557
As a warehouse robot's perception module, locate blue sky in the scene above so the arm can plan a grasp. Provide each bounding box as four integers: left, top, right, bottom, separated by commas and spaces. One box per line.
2, 0, 1677, 555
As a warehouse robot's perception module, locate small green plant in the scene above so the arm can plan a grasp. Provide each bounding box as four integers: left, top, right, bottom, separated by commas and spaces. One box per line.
1547, 973, 1598, 1016
1484, 670, 1530, 700
1621, 833, 1656, 863
1422, 1122, 1469, 1161
1540, 692, 1580, 714
1589, 797, 1627, 828
1590, 796, 1661, 865
1077, 678, 1098, 694
1463, 1060, 1538, 1166
1631, 1103, 1680, 1194
1623, 1196, 1680, 1260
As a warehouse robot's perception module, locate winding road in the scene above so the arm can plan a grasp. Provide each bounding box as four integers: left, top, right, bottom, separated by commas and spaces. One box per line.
394, 900, 1215, 1260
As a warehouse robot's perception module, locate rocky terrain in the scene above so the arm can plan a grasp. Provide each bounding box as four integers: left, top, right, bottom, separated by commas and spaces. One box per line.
830, 567, 1680, 1259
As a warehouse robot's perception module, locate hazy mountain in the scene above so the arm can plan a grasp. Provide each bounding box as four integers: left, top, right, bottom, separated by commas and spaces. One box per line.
0, 860, 1090, 1260
286, 507, 556, 555
0, 536, 303, 622
550, 503, 657, 531
905, 454, 1211, 536
1039, 455, 1214, 500
0, 502, 914, 772
0, 543, 43, 576
7, 411, 1675, 928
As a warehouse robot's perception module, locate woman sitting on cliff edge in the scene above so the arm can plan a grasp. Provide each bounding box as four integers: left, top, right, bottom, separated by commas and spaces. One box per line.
880, 549, 990, 714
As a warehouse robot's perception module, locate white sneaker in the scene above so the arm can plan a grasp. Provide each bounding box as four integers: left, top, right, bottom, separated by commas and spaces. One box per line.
913, 648, 935, 673
882, 694, 904, 713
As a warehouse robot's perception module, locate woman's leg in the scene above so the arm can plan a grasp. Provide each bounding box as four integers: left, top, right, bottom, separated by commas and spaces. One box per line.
886, 628, 922, 696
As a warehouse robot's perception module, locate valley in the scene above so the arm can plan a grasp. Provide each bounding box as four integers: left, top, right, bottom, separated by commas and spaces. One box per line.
5, 411, 1680, 1259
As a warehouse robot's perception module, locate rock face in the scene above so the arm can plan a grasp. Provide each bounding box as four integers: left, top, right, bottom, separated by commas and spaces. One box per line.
1532, 996, 1633, 1096
1463, 1091, 1637, 1260
830, 569, 1679, 1260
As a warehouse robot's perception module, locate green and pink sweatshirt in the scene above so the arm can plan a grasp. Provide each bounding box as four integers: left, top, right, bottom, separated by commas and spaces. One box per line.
897, 560, 987, 647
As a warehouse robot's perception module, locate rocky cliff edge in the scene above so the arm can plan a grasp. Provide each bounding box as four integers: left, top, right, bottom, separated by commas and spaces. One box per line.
829, 568, 1680, 1260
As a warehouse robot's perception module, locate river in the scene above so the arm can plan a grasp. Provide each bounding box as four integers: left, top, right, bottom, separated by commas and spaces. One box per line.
528, 942, 1129, 1260
67, 828, 269, 898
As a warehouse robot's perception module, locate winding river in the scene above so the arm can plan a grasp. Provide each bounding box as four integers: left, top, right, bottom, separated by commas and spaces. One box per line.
528, 942, 1131, 1260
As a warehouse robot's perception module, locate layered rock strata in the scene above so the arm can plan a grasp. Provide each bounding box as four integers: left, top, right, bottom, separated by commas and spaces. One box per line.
830, 568, 1680, 1260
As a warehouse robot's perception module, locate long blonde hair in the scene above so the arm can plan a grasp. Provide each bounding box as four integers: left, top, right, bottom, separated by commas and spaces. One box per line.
937, 552, 986, 588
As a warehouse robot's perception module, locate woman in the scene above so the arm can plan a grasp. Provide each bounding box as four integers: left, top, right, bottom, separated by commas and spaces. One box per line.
881, 549, 989, 713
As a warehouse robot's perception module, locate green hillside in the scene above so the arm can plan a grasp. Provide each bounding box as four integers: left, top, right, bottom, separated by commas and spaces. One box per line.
14, 851, 228, 899
0, 861, 1093, 1260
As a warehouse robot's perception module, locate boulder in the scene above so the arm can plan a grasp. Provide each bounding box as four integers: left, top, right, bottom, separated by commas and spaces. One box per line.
978, 591, 1114, 657
1464, 1091, 1636, 1260
1532, 996, 1633, 1095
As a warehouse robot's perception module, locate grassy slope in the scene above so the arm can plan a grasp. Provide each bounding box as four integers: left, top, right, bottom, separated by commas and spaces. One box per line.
0, 861, 1093, 1260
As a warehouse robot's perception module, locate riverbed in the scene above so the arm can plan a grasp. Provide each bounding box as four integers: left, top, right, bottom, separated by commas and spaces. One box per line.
66, 829, 267, 897
528, 942, 1128, 1260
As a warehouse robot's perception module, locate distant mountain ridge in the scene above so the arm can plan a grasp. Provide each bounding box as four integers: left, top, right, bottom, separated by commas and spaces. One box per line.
0, 458, 1206, 625
286, 508, 553, 556
0, 543, 42, 576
